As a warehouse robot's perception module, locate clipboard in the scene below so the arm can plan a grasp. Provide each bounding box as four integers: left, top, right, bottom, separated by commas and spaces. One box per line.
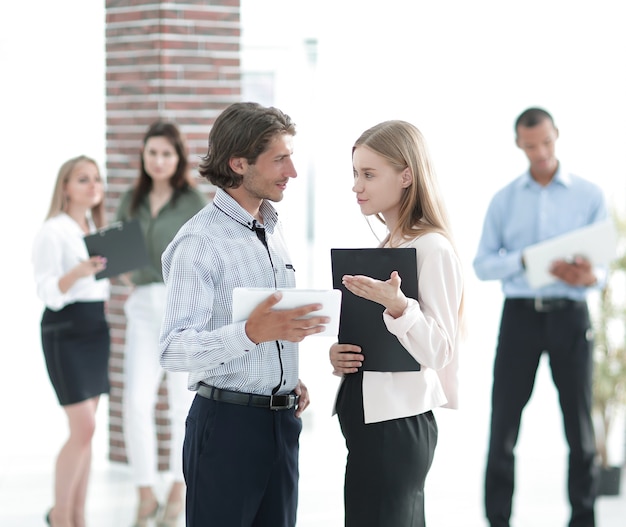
522, 220, 618, 289
232, 287, 342, 337
331, 248, 420, 372
83, 219, 150, 279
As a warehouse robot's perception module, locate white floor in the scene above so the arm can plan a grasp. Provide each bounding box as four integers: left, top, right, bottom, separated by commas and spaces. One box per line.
2, 285, 625, 526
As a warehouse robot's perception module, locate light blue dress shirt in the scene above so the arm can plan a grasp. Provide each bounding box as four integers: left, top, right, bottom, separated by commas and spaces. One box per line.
473, 165, 608, 301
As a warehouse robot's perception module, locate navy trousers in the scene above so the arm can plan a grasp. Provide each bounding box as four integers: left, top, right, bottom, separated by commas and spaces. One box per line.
183, 393, 302, 527
485, 299, 598, 527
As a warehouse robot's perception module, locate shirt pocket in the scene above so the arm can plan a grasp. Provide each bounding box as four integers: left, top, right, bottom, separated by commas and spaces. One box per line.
275, 261, 296, 288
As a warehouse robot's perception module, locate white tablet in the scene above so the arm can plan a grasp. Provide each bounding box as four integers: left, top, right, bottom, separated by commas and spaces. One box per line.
522, 220, 618, 289
232, 287, 342, 337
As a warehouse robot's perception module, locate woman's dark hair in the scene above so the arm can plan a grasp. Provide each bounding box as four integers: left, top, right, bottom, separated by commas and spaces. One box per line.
198, 102, 296, 189
129, 121, 191, 215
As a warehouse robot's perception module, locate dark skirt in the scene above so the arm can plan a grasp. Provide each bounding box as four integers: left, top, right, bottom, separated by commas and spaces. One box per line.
41, 301, 110, 406
337, 371, 438, 527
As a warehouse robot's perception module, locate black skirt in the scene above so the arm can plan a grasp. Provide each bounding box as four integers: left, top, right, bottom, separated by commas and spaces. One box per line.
336, 372, 438, 527
41, 301, 111, 406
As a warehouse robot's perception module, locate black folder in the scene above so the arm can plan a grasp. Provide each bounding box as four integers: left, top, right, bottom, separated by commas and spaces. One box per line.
83, 219, 150, 279
331, 248, 420, 372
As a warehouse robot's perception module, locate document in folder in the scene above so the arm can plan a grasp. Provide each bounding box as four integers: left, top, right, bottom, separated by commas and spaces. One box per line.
331, 248, 420, 372
83, 219, 150, 279
522, 220, 618, 289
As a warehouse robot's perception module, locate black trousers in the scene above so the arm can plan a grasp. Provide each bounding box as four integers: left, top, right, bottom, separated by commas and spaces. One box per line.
337, 372, 438, 527
183, 393, 302, 527
485, 299, 598, 527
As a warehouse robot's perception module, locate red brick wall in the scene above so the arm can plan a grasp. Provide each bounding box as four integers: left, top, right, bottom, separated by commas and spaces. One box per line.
105, 0, 241, 468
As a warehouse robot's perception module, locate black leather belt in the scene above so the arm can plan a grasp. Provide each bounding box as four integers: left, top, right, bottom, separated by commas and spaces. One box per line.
508, 297, 586, 313
197, 383, 299, 411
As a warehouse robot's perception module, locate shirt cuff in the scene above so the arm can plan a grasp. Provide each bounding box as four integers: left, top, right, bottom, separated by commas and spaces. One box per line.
220, 320, 258, 354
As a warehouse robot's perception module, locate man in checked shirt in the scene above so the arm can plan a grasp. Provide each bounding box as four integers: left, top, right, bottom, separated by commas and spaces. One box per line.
159, 102, 329, 527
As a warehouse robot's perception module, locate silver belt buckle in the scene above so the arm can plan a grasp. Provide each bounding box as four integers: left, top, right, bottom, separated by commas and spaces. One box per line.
534, 298, 543, 311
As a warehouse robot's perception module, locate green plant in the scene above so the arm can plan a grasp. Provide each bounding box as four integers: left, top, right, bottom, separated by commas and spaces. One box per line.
592, 212, 626, 469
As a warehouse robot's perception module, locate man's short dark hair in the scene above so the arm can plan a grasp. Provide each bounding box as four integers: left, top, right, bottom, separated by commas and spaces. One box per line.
515, 107, 555, 135
199, 102, 296, 189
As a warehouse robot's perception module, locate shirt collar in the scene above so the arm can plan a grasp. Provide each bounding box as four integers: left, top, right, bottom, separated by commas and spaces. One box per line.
59, 212, 96, 234
213, 188, 278, 233
519, 162, 571, 189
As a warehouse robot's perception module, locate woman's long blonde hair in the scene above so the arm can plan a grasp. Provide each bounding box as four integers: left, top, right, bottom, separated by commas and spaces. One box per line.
45, 155, 106, 228
354, 120, 465, 321
354, 120, 452, 245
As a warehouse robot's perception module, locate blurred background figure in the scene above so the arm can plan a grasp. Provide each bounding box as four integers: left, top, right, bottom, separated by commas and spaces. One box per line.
473, 108, 606, 527
115, 122, 207, 527
32, 155, 111, 527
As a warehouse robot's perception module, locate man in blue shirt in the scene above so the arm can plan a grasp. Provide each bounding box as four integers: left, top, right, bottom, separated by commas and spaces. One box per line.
473, 107, 606, 527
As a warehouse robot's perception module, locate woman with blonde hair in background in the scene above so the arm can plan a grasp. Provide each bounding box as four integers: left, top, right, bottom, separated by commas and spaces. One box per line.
116, 121, 207, 527
33, 155, 110, 527
329, 120, 464, 527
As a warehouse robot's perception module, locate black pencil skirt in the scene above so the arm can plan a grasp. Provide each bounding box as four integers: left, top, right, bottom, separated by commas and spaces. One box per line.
41, 301, 110, 406
337, 371, 438, 527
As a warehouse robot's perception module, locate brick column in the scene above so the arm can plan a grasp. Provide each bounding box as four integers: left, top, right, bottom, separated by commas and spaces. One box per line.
105, 0, 241, 468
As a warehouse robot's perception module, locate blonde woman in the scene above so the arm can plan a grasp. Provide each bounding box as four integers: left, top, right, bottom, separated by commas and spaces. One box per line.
32, 156, 110, 527
329, 121, 464, 527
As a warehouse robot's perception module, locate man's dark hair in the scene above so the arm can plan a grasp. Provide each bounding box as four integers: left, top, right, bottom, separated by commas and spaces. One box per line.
514, 107, 555, 135
199, 102, 296, 189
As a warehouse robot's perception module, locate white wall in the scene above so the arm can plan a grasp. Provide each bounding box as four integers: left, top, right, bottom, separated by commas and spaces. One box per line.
0, 3, 107, 409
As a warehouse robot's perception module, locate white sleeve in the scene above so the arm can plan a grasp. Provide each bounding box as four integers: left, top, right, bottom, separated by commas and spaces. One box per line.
383, 235, 463, 371
32, 225, 70, 311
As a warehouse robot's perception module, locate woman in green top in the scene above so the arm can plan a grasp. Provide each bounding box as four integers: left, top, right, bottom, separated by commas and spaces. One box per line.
116, 121, 207, 527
